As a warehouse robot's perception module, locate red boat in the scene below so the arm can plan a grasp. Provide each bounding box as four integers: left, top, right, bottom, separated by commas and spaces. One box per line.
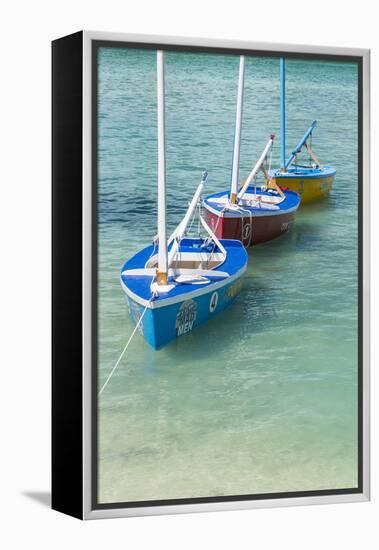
203, 189, 300, 246
203, 135, 301, 247
202, 56, 300, 247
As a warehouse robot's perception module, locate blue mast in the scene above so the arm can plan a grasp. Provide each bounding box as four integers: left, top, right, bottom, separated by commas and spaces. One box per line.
285, 120, 318, 170
280, 58, 286, 171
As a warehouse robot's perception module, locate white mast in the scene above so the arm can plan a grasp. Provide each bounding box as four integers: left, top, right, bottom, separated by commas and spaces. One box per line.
156, 50, 168, 286
230, 55, 245, 204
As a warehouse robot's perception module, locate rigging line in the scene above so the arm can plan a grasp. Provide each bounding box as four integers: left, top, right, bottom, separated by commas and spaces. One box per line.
187, 210, 196, 236
98, 292, 155, 397
205, 207, 226, 267
144, 239, 157, 268
203, 206, 224, 249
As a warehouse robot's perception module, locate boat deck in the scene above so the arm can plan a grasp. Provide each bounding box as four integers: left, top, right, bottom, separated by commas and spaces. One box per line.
203, 186, 300, 218
273, 165, 336, 179
121, 238, 247, 305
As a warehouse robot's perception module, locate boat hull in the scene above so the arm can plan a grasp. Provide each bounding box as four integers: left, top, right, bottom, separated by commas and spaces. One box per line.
125, 274, 244, 350
274, 167, 336, 204
276, 175, 334, 203
121, 238, 247, 350
204, 208, 296, 246
203, 186, 300, 246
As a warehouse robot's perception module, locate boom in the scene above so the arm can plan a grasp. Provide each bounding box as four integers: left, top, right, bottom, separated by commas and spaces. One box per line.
237, 135, 275, 200
285, 120, 318, 170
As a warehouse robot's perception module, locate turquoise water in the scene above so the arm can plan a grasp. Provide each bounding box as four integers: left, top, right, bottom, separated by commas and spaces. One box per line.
97, 48, 359, 503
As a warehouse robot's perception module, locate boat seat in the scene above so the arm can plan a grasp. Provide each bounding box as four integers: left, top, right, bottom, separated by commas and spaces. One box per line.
169, 260, 222, 269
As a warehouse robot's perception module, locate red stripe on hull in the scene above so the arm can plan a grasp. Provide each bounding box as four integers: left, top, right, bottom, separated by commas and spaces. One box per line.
205, 209, 296, 246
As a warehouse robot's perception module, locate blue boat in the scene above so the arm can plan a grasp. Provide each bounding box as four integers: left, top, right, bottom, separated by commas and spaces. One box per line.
121, 235, 247, 350
120, 51, 248, 350
271, 59, 336, 204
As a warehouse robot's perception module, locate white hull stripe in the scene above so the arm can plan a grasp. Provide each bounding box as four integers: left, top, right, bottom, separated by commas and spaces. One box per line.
203, 202, 298, 218
120, 265, 247, 309
122, 268, 230, 279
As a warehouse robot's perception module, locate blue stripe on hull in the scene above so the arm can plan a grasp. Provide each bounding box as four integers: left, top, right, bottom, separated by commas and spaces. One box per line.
127, 275, 244, 350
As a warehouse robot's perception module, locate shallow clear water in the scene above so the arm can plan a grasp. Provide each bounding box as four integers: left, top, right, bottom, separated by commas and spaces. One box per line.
97, 48, 358, 503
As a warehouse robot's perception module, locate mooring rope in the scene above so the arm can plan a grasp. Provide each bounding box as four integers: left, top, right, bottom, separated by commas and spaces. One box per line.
98, 292, 155, 397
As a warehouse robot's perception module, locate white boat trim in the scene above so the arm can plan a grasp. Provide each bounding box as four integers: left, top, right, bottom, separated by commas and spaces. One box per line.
207, 193, 283, 206
122, 268, 230, 278
208, 194, 281, 211
120, 264, 247, 309
203, 200, 299, 218
241, 193, 283, 204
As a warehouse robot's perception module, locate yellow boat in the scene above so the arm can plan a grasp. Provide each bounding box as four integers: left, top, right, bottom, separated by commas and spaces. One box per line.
274, 58, 336, 204
274, 164, 336, 205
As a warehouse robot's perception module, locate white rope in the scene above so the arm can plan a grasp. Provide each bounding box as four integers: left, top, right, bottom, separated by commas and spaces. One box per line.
237, 205, 253, 247
204, 208, 225, 267
203, 206, 225, 249
98, 293, 155, 397
144, 239, 158, 268
186, 204, 197, 236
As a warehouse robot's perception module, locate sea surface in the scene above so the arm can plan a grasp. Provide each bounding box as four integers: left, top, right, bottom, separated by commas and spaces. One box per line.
97, 48, 359, 503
